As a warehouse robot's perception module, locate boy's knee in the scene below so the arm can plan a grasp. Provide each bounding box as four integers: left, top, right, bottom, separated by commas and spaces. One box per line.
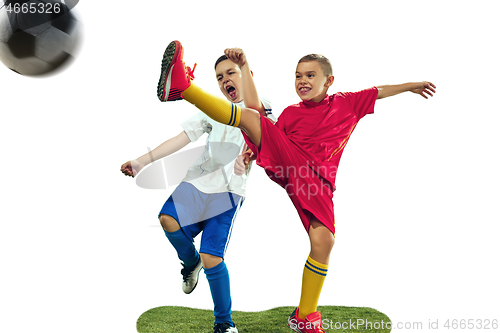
309, 227, 335, 253
309, 231, 335, 264
240, 107, 259, 126
159, 214, 180, 232
312, 232, 335, 250
239, 107, 262, 147
200, 253, 223, 269
325, 233, 335, 249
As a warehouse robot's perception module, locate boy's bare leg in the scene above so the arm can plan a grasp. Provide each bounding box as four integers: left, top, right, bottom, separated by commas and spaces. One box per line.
308, 218, 335, 264
200, 253, 223, 269
296, 217, 334, 319
237, 107, 262, 148
181, 83, 263, 148
159, 214, 181, 232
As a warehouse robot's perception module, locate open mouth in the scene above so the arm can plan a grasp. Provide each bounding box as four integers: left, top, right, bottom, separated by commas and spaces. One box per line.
226, 86, 237, 99
299, 86, 311, 94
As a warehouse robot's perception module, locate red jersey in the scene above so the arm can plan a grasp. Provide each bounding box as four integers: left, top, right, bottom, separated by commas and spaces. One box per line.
243, 87, 378, 234
276, 87, 378, 190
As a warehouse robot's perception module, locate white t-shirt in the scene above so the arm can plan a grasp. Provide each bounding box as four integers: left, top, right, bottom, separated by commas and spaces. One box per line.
181, 98, 273, 198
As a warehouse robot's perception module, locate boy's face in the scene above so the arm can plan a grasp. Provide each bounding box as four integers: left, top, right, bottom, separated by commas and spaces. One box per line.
216, 60, 243, 103
295, 61, 334, 103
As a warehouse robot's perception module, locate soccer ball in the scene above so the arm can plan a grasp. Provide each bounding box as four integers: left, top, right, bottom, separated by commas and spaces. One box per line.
0, 0, 81, 76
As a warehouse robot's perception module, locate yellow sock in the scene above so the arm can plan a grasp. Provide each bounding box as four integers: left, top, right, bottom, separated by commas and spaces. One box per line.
182, 84, 241, 127
298, 256, 328, 319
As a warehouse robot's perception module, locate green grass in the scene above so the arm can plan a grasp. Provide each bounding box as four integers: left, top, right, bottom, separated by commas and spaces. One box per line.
137, 305, 392, 332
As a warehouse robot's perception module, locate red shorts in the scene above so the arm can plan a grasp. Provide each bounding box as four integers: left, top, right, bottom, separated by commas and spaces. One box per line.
242, 115, 335, 235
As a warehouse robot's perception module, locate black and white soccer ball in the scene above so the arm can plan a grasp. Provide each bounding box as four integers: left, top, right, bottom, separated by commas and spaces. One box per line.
0, 0, 81, 76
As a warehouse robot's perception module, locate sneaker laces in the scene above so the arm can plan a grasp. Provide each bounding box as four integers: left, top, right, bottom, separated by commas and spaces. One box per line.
180, 263, 193, 282
185, 62, 197, 81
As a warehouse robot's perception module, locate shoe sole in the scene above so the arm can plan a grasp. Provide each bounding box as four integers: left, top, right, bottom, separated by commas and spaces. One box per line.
287, 318, 302, 333
157, 41, 180, 102
288, 313, 303, 333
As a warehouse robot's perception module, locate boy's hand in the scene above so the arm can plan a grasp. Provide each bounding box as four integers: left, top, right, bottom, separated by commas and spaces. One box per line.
120, 159, 145, 178
225, 48, 247, 68
410, 81, 436, 99
234, 152, 252, 176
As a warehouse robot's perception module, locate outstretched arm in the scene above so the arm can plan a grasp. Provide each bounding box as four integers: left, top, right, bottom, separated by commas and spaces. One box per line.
225, 48, 266, 116
376, 81, 436, 100
120, 131, 191, 177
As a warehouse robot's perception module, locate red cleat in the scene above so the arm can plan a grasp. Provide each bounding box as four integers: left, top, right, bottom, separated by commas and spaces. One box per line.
287, 307, 326, 333
157, 40, 196, 102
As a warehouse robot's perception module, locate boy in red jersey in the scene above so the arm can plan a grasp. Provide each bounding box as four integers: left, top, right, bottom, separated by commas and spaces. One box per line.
157, 41, 436, 333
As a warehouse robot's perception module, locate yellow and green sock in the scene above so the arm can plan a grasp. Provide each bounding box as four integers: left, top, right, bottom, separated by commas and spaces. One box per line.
298, 256, 329, 319
182, 84, 241, 127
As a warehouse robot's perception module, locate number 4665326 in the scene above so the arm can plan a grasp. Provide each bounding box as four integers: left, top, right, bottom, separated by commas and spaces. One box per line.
444, 319, 498, 330
6, 2, 61, 14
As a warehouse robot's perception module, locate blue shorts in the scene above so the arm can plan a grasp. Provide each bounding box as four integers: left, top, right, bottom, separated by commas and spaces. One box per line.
159, 182, 243, 258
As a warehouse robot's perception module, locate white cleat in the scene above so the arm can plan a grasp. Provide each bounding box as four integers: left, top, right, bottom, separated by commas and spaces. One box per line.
181, 259, 203, 294
213, 323, 238, 333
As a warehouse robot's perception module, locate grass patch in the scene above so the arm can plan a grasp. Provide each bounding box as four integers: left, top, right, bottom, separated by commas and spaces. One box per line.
137, 305, 391, 332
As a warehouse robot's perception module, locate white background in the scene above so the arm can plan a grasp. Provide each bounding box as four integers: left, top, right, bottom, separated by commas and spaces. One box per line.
1, 0, 499, 332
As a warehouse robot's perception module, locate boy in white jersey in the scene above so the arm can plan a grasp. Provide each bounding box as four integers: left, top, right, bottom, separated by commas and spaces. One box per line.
121, 47, 274, 333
